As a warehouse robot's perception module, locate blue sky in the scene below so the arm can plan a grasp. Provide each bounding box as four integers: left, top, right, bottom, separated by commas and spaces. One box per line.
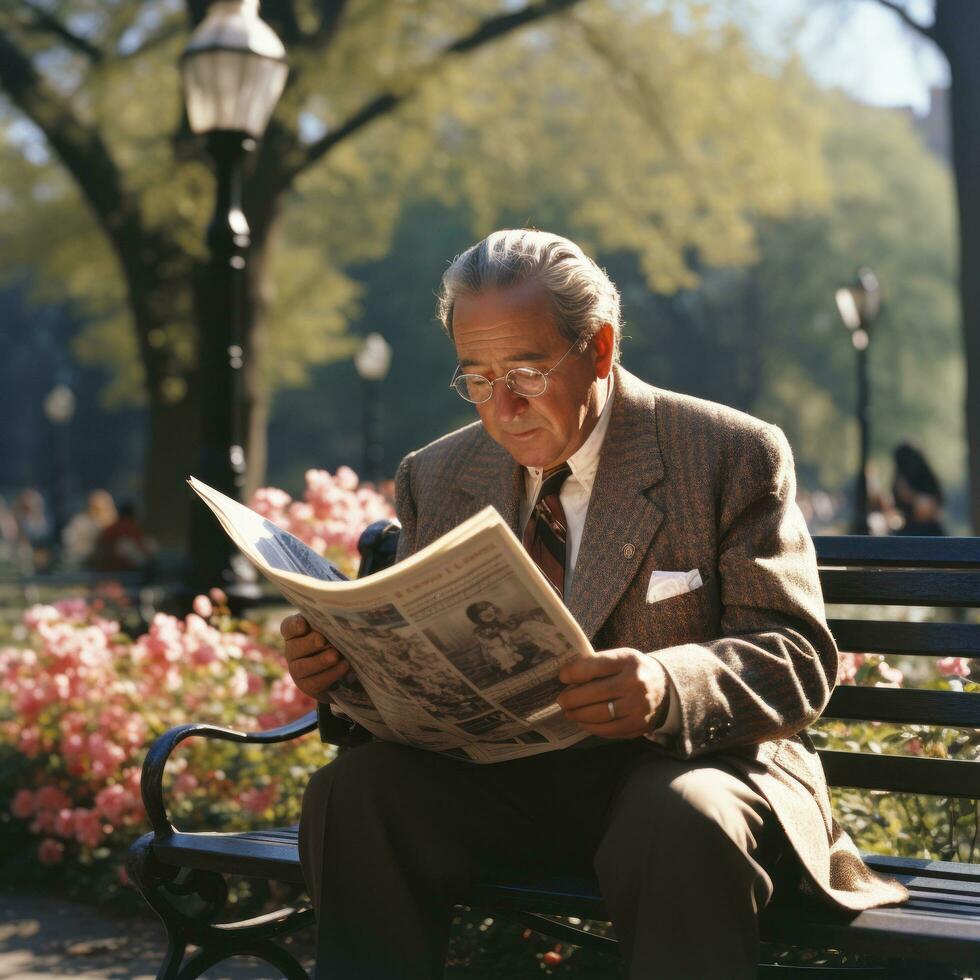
740, 0, 949, 114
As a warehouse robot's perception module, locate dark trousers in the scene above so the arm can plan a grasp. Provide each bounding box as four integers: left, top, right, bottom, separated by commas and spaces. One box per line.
298, 739, 789, 979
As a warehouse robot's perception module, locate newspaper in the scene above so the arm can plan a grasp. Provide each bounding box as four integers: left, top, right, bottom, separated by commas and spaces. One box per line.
189, 477, 595, 762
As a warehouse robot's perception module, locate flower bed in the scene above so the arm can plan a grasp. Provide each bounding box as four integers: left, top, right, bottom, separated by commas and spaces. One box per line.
0, 468, 395, 899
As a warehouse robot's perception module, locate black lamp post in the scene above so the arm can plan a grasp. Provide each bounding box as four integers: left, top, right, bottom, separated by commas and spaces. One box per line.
181, 0, 287, 596
354, 333, 392, 484
835, 267, 881, 535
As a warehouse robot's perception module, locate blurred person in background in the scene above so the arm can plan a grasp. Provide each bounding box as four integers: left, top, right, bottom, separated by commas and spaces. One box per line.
13, 488, 51, 573
892, 442, 946, 536
62, 489, 118, 568
0, 496, 19, 564
94, 501, 153, 573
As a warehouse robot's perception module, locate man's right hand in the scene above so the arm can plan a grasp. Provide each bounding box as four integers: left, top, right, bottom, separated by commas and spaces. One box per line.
281, 613, 350, 702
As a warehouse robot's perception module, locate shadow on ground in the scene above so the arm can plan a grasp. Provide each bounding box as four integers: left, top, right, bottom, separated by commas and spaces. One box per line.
0, 891, 314, 979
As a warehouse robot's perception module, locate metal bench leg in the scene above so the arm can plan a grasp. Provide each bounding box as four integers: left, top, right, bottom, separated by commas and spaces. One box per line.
127, 833, 194, 979
126, 833, 313, 980
176, 940, 309, 980
156, 935, 188, 980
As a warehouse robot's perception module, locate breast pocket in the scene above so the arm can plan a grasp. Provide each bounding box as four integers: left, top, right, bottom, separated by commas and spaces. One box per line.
631, 578, 719, 649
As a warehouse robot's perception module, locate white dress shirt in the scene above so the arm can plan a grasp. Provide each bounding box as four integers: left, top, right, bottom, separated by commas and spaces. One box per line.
519, 375, 680, 740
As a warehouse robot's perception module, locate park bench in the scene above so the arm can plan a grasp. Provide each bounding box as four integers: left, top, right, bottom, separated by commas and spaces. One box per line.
127, 527, 980, 979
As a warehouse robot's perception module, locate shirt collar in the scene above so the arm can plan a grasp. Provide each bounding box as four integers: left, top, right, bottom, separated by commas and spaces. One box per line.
525, 374, 615, 494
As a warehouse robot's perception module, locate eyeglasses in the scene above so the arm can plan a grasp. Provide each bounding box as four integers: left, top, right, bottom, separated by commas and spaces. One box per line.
449, 337, 585, 404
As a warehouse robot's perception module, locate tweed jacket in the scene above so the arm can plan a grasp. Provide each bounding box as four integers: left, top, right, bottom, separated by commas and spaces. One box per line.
393, 365, 908, 912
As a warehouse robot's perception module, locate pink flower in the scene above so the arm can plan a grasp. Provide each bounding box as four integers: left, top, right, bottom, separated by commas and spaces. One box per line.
31, 810, 57, 834
837, 653, 864, 686
241, 783, 279, 815
55, 808, 75, 838
192, 595, 214, 619
73, 808, 105, 848
173, 772, 199, 796
38, 838, 65, 866
876, 661, 904, 687
335, 466, 359, 491
937, 657, 971, 678
35, 786, 72, 813
227, 667, 249, 699
11, 789, 35, 819
95, 784, 134, 825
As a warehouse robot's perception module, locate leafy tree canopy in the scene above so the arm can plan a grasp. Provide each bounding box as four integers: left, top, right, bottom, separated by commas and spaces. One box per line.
0, 0, 828, 405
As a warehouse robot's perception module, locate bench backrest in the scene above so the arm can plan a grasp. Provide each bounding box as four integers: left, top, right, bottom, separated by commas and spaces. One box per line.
812, 535, 980, 799
353, 524, 980, 796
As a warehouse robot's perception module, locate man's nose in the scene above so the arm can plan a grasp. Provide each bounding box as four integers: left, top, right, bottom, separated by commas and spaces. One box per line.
490, 380, 527, 423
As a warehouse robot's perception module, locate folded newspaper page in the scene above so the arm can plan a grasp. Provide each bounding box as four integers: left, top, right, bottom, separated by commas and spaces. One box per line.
189, 477, 595, 762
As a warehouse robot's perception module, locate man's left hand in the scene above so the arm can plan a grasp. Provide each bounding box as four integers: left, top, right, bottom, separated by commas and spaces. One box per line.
558, 649, 669, 739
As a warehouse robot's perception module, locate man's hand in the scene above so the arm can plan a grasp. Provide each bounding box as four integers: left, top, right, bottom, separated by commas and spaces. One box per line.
281, 613, 350, 702
557, 649, 669, 739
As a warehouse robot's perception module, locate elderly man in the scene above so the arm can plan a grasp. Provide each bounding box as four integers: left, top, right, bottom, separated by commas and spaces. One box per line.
284, 230, 906, 979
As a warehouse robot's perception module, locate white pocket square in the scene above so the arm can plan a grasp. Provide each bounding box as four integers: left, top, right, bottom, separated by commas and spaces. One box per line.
646, 569, 703, 604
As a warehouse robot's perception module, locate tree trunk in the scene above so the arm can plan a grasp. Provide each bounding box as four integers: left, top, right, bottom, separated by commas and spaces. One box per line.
935, 0, 980, 531
118, 247, 202, 547
143, 382, 201, 546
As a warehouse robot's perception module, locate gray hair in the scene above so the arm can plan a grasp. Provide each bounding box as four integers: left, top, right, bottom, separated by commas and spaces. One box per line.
436, 229, 622, 361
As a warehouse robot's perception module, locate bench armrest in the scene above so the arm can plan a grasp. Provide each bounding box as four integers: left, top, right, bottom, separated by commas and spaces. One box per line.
140, 710, 319, 836
140, 520, 400, 837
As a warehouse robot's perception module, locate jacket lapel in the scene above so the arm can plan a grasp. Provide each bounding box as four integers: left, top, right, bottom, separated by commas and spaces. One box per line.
454, 428, 524, 535
567, 368, 666, 641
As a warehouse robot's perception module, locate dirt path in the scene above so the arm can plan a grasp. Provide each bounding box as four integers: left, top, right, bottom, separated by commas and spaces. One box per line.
0, 891, 313, 979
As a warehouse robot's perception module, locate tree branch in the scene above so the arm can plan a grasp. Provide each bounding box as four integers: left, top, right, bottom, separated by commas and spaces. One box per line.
311, 0, 350, 48
260, 0, 304, 47
0, 26, 141, 256
118, 20, 183, 60
868, 0, 938, 43
284, 0, 585, 184
185, 0, 208, 30
21, 1, 104, 63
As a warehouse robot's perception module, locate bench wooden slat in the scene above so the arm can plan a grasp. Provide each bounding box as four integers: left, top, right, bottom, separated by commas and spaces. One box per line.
819, 569, 980, 606
762, 901, 980, 966
820, 749, 980, 798
892, 879, 980, 899
827, 619, 980, 657
865, 855, 980, 883
814, 536, 980, 568
823, 686, 980, 727
475, 866, 980, 966
152, 830, 306, 885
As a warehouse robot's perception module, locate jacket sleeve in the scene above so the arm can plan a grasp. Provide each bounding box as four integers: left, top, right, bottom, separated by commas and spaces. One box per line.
393, 452, 419, 563
650, 424, 839, 758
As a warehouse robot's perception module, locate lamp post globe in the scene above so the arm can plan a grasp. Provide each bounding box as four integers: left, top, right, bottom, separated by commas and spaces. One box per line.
835, 267, 881, 535
181, 0, 287, 600
43, 384, 76, 426
354, 333, 392, 484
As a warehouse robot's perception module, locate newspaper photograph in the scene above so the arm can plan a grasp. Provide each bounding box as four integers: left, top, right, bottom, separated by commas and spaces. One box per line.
189, 477, 595, 762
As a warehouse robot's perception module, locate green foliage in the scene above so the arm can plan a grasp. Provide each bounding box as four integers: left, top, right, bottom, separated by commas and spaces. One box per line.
0, 0, 831, 410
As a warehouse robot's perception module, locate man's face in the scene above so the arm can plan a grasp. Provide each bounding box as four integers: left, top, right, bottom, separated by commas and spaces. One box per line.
452, 281, 612, 470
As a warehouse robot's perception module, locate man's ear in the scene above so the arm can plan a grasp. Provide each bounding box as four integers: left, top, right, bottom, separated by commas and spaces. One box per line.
592, 324, 615, 379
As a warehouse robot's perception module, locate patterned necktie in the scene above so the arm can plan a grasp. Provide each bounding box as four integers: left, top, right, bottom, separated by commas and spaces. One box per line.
522, 464, 572, 599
